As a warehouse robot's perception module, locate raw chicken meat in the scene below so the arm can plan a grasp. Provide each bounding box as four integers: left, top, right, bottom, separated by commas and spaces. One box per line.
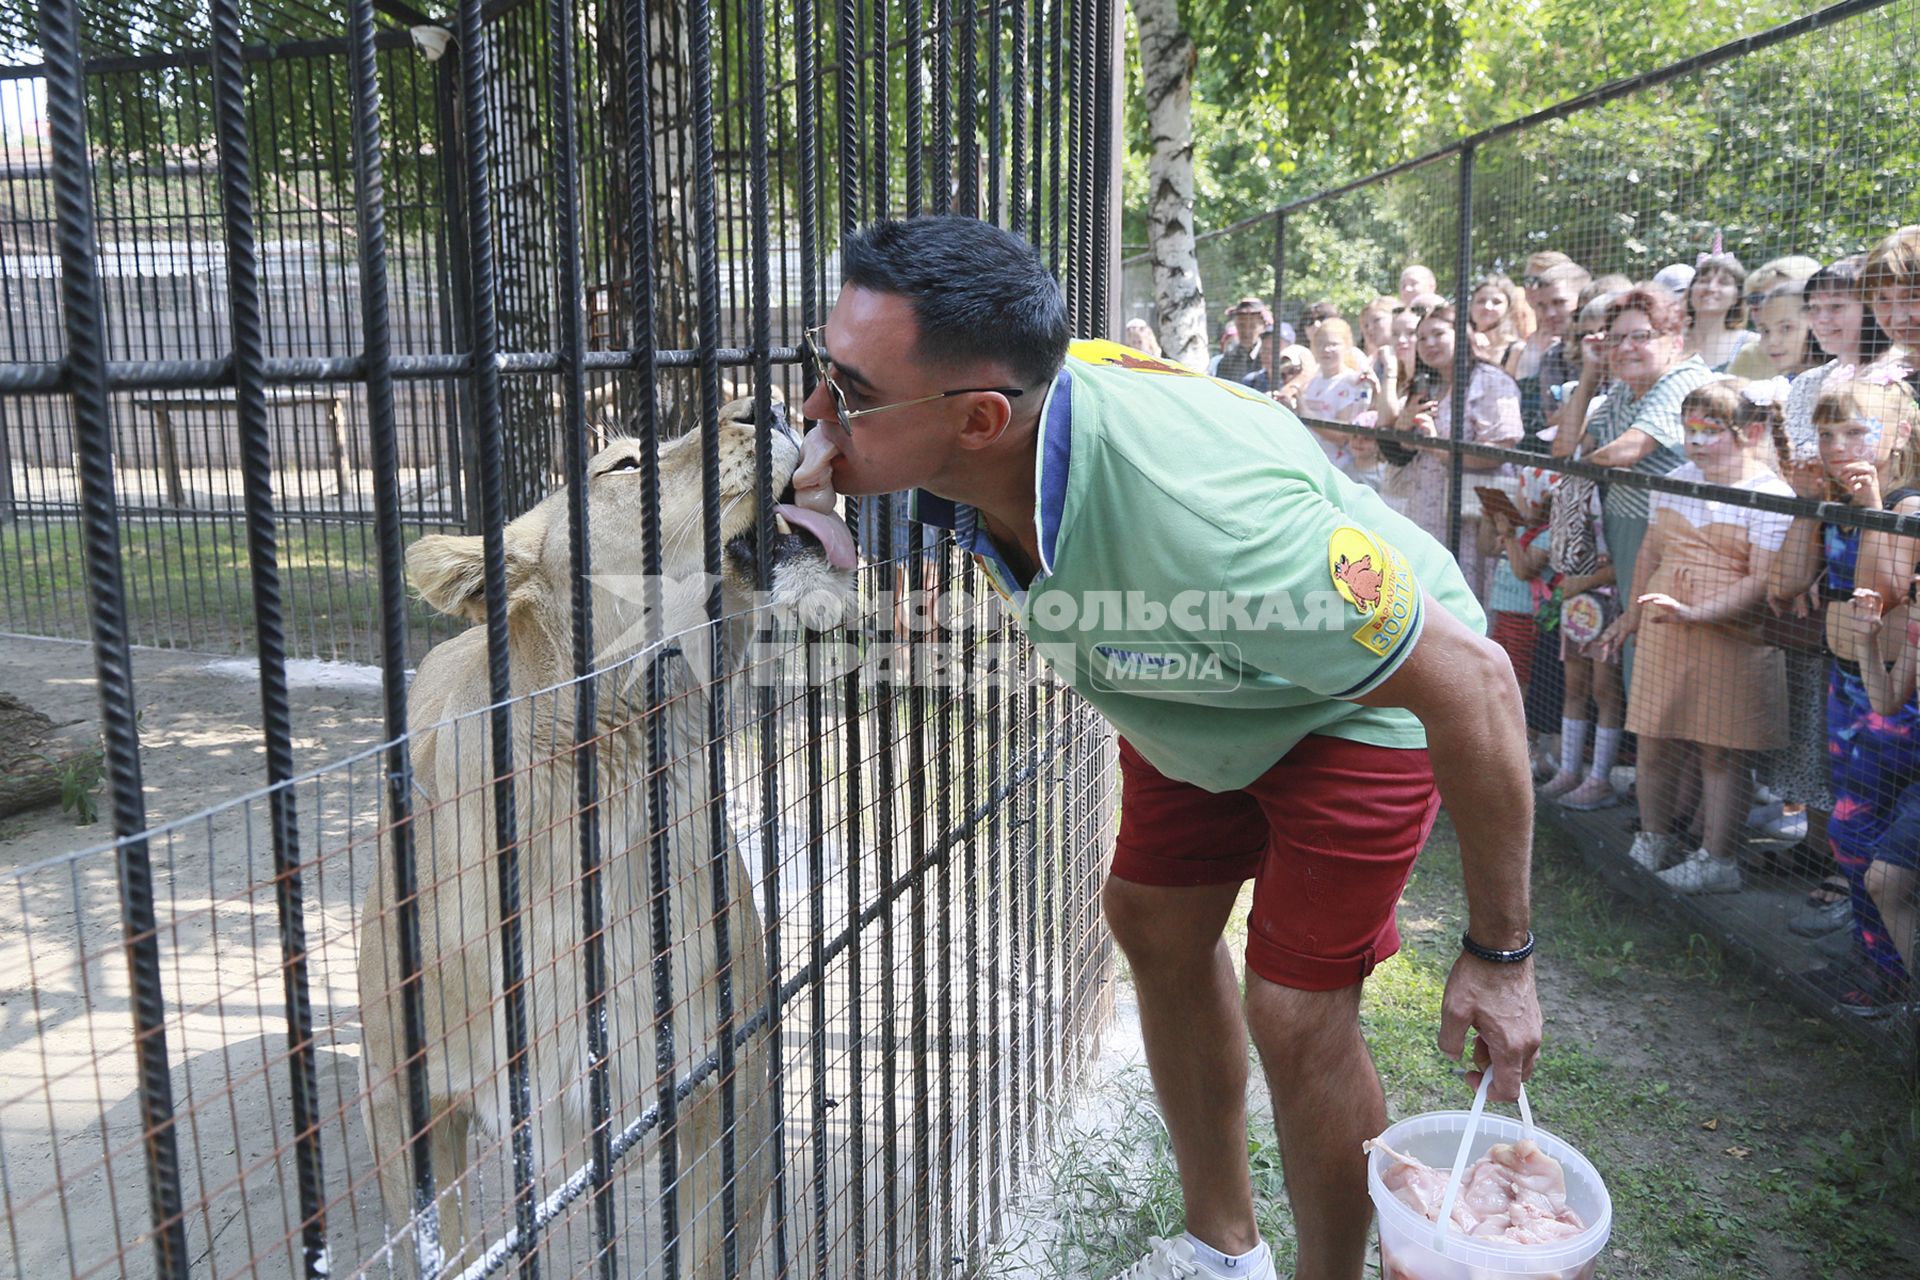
1366, 1135, 1586, 1244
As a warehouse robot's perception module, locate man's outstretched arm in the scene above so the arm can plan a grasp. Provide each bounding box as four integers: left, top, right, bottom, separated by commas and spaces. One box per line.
1351, 594, 1542, 1100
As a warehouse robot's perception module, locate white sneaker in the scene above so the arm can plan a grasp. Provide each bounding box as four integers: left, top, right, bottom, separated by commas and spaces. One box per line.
1107, 1236, 1277, 1280
1656, 848, 1744, 895
1625, 831, 1679, 871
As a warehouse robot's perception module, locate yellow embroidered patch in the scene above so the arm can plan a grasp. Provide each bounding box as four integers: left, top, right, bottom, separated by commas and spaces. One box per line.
1328, 525, 1418, 657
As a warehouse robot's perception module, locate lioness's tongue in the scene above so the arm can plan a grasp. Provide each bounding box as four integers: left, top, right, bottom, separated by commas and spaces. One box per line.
775, 502, 859, 571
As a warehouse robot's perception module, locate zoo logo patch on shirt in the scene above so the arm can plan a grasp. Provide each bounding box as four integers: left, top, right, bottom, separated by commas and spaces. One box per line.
1327, 525, 1417, 657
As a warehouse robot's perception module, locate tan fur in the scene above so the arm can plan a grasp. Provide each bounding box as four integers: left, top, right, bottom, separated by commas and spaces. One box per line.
358, 403, 849, 1275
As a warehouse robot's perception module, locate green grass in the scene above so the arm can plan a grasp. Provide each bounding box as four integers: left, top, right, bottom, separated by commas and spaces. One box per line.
1007, 818, 1920, 1279
1, 516, 446, 660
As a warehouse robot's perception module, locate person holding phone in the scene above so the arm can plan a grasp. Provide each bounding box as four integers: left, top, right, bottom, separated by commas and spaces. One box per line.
1380, 303, 1525, 599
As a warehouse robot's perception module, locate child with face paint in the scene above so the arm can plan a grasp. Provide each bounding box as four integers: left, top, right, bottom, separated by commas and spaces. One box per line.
1597, 379, 1795, 893
1771, 371, 1920, 1014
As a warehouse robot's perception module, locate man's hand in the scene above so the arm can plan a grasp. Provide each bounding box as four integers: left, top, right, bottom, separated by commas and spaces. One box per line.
1349, 597, 1541, 1106
1438, 954, 1542, 1101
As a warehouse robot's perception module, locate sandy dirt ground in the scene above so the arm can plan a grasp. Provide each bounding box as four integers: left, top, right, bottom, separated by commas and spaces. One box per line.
0, 635, 1113, 1278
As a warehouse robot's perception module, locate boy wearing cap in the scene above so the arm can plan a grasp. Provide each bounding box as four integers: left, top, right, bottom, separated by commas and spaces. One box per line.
1215, 296, 1268, 384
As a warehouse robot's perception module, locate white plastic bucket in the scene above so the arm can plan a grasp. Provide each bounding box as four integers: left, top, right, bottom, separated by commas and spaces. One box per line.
1366, 1077, 1612, 1280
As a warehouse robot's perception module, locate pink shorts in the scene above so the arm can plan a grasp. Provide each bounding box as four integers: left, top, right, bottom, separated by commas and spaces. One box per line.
1112, 734, 1442, 991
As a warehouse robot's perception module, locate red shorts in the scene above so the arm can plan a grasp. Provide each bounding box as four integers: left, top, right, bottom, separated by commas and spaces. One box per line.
1112, 734, 1441, 991
1490, 611, 1537, 689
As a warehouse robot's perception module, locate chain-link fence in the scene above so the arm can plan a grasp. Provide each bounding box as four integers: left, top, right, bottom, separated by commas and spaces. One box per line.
0, 0, 1127, 1276
1123, 0, 1920, 1066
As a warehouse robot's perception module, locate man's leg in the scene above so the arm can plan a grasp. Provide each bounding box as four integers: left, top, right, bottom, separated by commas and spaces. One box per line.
1102, 876, 1258, 1253
1244, 976, 1378, 1280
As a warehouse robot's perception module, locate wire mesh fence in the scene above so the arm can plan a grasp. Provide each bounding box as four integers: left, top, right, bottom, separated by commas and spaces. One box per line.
0, 0, 1127, 1276
1123, 0, 1920, 1067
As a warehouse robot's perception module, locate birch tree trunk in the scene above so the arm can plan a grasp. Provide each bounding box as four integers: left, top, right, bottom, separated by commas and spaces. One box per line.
1128, 0, 1208, 370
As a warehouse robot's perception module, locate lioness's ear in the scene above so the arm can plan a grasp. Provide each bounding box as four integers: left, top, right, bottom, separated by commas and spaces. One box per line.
408, 535, 488, 621
407, 533, 539, 622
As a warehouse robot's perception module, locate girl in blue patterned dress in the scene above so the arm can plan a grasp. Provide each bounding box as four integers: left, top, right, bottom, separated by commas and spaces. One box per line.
1774, 371, 1920, 1014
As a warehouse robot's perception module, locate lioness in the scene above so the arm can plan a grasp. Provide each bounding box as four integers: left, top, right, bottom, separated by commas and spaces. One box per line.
358, 400, 856, 1276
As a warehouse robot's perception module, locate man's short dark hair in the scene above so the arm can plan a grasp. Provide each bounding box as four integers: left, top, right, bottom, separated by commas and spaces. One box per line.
839, 215, 1069, 390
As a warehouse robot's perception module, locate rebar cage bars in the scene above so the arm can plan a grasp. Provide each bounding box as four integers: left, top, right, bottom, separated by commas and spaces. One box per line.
1125, 0, 1920, 1066
0, 1, 1124, 1277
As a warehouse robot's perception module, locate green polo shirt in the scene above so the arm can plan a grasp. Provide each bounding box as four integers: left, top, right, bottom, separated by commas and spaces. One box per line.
916, 340, 1486, 792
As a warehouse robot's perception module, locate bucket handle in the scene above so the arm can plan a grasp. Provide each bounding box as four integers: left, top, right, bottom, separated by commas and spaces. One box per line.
1429, 1067, 1534, 1252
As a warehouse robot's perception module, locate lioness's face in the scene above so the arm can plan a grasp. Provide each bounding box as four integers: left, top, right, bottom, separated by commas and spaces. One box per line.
407, 397, 857, 666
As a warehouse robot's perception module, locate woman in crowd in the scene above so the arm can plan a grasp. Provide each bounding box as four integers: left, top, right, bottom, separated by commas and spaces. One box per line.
1369, 299, 1424, 427
1786, 255, 1898, 462
1382, 303, 1524, 596
1358, 295, 1398, 360
1122, 316, 1163, 358
1686, 253, 1759, 372
1557, 285, 1716, 651
1755, 282, 1822, 382
1770, 371, 1920, 1014
1598, 379, 1795, 893
1467, 273, 1533, 370
1865, 224, 1920, 354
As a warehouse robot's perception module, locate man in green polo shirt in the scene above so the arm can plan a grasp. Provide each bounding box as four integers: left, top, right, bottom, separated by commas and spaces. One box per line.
799, 216, 1541, 1280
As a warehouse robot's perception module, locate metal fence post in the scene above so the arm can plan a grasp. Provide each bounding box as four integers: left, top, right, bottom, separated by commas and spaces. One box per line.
1272, 211, 1286, 323
36, 1, 189, 1274
1446, 143, 1475, 562
210, 0, 327, 1269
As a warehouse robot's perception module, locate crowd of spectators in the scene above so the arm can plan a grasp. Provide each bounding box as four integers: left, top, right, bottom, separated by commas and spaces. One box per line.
1119, 228, 1920, 1019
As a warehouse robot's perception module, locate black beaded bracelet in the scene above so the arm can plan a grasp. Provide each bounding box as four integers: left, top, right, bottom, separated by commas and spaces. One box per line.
1461, 930, 1535, 964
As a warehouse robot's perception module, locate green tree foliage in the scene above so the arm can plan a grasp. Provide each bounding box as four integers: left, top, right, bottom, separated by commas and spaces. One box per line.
1127, 0, 1909, 320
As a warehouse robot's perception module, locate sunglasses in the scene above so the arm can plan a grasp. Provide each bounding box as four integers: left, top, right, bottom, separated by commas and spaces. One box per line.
802, 325, 1024, 433
1392, 304, 1434, 317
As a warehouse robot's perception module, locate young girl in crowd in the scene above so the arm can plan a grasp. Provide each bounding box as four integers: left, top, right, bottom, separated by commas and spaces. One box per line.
1483, 466, 1562, 766
1539, 299, 1626, 811
1755, 282, 1822, 380
1296, 319, 1375, 481
1538, 467, 1625, 808
1469, 273, 1533, 369
1686, 253, 1759, 372
1598, 379, 1796, 893
1771, 371, 1920, 1013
